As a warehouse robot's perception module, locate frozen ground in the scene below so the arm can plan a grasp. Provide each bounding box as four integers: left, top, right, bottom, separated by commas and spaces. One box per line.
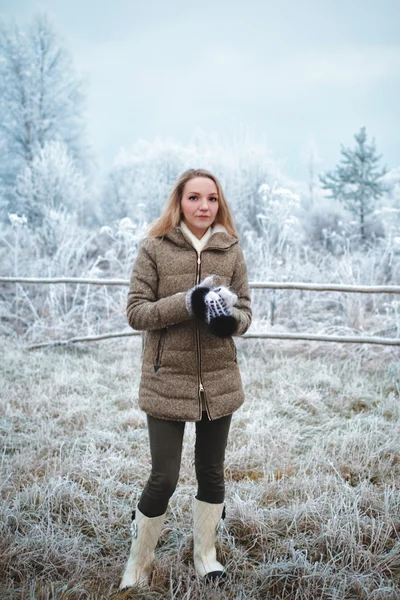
1, 337, 399, 599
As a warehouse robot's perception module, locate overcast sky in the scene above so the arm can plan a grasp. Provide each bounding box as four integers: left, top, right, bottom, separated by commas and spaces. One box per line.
1, 0, 399, 181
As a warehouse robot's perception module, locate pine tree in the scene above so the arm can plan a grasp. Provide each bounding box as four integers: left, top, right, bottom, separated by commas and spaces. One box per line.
319, 127, 387, 241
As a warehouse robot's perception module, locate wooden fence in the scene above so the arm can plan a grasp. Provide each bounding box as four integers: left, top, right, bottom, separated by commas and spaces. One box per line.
1, 276, 400, 349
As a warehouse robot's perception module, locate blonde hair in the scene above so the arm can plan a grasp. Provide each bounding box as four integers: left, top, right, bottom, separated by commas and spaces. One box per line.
147, 168, 238, 238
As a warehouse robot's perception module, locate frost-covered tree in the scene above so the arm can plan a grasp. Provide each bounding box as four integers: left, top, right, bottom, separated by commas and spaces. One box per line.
14, 140, 92, 254
102, 140, 186, 224
301, 136, 321, 208
319, 127, 388, 241
0, 13, 88, 211
15, 140, 89, 219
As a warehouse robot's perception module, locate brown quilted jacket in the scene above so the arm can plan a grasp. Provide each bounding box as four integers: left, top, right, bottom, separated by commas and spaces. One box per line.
126, 226, 252, 421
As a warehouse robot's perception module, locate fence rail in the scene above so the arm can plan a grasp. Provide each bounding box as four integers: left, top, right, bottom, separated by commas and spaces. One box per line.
2, 276, 400, 294
2, 276, 400, 348
25, 330, 400, 351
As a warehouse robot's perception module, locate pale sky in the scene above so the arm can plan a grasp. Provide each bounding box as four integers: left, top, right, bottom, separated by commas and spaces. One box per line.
1, 0, 399, 181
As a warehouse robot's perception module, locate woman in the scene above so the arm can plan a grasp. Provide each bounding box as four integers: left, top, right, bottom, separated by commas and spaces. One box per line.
120, 168, 252, 589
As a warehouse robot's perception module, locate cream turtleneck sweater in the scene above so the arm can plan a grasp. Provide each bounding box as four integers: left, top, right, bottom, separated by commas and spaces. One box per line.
179, 220, 228, 253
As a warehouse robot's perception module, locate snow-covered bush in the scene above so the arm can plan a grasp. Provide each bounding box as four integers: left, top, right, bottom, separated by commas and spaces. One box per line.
0, 210, 149, 340
256, 182, 302, 255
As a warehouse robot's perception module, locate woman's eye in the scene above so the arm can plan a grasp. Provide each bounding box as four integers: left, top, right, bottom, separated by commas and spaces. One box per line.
188, 195, 217, 202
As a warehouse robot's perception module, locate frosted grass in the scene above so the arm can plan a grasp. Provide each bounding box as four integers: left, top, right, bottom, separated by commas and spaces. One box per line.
1, 338, 399, 599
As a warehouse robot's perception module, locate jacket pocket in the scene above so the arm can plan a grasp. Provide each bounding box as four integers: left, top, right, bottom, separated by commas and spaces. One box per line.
154, 328, 167, 372
228, 338, 237, 363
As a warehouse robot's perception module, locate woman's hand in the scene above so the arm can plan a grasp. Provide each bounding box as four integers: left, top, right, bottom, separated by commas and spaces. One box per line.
212, 286, 238, 309
185, 275, 216, 320
204, 287, 238, 338
186, 277, 239, 338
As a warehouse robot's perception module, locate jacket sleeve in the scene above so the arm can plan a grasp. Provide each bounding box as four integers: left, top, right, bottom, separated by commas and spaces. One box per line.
126, 238, 192, 331
230, 245, 252, 336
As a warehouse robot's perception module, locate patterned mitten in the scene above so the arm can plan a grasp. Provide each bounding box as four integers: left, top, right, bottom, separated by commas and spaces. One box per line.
186, 275, 216, 320
213, 286, 238, 310
204, 287, 238, 338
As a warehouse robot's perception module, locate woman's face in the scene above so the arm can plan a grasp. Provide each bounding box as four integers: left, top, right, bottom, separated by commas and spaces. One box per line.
180, 177, 219, 239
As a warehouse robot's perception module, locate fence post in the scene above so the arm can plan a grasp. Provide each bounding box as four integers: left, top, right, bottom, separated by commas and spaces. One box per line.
270, 290, 276, 326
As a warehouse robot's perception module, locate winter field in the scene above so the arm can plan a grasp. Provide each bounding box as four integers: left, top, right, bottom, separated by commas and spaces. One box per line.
1, 12, 400, 599
1, 132, 400, 600
1, 336, 400, 600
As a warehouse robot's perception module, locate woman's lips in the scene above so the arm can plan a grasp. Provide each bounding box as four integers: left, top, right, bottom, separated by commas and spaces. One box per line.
197, 215, 210, 219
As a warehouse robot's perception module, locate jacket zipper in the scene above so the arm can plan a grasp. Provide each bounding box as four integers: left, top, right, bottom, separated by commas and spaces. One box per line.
195, 251, 212, 420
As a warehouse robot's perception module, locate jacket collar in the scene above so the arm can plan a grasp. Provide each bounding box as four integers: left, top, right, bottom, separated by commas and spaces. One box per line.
179, 220, 213, 253
164, 222, 238, 251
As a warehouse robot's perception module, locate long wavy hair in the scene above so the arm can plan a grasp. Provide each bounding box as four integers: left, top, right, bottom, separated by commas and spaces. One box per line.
147, 168, 238, 238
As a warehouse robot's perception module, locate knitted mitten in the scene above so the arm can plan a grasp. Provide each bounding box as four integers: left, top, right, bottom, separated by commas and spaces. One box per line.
204, 287, 238, 338
213, 286, 238, 310
186, 275, 216, 320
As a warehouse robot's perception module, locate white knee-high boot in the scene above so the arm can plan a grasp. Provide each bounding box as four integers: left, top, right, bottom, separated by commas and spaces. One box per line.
193, 498, 226, 580
119, 506, 166, 589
